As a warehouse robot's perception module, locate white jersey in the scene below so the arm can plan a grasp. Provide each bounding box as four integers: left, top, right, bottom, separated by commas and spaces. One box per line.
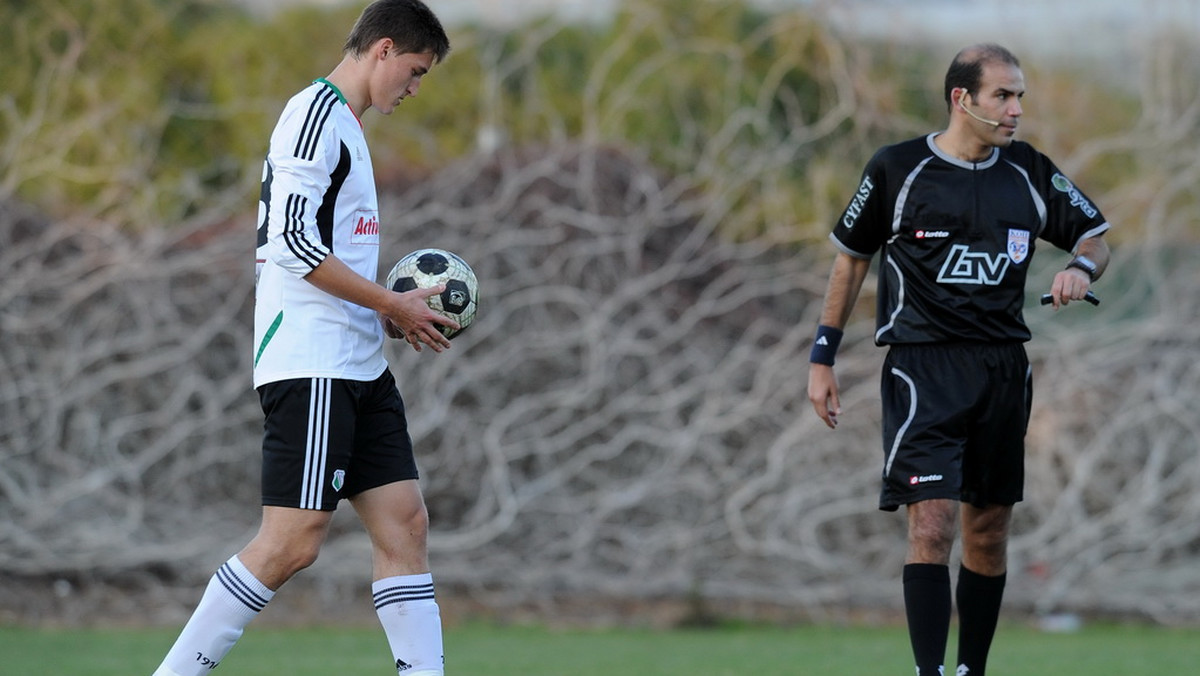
253, 79, 386, 388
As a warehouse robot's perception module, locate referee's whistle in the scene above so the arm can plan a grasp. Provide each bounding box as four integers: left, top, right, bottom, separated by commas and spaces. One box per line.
1039, 291, 1099, 306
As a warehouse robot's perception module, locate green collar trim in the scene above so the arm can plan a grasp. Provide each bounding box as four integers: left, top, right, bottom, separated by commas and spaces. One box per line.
313, 78, 347, 105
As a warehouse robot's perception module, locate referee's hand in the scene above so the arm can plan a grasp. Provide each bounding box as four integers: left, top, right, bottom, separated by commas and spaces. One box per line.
808, 364, 841, 430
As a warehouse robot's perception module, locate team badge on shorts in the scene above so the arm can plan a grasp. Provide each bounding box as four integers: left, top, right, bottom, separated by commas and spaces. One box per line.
332, 469, 346, 492
1007, 229, 1030, 264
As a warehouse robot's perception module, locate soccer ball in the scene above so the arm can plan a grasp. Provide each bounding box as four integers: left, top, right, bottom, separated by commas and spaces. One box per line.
385, 248, 478, 339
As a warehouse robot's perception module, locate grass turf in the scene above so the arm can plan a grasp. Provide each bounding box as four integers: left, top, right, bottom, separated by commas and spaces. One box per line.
2, 621, 1197, 675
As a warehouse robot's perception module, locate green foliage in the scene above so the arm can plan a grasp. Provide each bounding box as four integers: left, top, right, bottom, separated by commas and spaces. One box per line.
1, 0, 1189, 241
0, 0, 233, 223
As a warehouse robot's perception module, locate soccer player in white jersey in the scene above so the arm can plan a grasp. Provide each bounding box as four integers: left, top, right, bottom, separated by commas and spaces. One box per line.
151, 2, 454, 675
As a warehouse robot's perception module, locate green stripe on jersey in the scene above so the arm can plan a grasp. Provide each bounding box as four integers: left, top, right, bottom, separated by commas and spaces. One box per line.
255, 311, 283, 367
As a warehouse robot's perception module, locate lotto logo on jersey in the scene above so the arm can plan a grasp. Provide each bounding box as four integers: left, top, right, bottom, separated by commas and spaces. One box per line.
351, 212, 380, 245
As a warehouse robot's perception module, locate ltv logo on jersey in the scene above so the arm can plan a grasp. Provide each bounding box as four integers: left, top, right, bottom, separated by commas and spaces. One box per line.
937, 244, 1009, 286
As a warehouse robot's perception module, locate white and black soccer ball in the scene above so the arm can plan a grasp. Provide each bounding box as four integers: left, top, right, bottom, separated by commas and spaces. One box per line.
385, 248, 478, 339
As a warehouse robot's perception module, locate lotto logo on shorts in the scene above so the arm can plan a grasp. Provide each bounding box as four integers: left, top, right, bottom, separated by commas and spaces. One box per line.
910, 474, 944, 485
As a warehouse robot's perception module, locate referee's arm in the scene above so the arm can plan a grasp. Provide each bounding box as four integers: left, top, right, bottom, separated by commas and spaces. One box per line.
807, 252, 871, 429
1047, 234, 1110, 309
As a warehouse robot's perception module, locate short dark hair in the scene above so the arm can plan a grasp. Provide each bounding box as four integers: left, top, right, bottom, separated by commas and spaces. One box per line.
343, 0, 450, 63
943, 43, 1020, 110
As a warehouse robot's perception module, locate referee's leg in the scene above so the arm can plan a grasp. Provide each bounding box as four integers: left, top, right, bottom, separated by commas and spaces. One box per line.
956, 503, 1012, 676
904, 498, 958, 676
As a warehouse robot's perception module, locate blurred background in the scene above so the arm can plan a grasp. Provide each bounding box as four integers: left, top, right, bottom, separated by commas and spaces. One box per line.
1, 0, 1198, 630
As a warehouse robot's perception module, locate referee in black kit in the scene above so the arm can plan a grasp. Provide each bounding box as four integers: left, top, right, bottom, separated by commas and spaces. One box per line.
806, 44, 1111, 676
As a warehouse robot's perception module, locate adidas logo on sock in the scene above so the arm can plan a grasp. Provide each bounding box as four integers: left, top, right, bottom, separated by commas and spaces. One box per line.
396, 658, 413, 673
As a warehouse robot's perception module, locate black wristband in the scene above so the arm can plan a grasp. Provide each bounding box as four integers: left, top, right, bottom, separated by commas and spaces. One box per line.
810, 325, 844, 366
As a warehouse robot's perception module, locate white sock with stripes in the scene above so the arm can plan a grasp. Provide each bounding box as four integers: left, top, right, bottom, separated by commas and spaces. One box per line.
373, 573, 444, 675
152, 556, 274, 676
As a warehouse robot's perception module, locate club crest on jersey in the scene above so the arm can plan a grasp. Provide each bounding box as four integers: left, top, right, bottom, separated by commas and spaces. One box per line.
1051, 173, 1098, 218
1007, 229, 1030, 264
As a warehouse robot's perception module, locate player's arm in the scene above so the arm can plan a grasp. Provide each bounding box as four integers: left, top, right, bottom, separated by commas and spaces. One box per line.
807, 252, 871, 429
304, 255, 457, 352
1046, 234, 1110, 309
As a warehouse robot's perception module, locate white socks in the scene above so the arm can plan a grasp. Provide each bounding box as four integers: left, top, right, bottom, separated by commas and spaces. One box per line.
372, 573, 444, 675
153, 561, 443, 675
152, 556, 274, 676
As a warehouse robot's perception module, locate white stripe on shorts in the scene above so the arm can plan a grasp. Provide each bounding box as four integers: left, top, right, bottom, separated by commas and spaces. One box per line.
299, 377, 331, 509
883, 366, 918, 478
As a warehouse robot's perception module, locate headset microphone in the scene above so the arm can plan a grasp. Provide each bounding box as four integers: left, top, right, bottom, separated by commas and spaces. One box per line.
958, 90, 1001, 128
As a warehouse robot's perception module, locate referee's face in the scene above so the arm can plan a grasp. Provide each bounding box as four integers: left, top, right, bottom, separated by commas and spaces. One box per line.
968, 62, 1025, 147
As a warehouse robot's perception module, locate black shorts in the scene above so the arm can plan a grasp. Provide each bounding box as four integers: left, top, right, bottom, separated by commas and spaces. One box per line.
878, 342, 1031, 511
257, 370, 418, 511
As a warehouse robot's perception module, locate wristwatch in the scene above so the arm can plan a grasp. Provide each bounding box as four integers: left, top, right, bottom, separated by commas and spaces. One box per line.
1066, 255, 1098, 281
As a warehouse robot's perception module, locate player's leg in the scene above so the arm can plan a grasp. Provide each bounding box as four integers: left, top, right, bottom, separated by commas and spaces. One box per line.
904, 499, 958, 676
345, 370, 443, 675
881, 345, 977, 676
955, 503, 1012, 676
151, 507, 333, 676
152, 376, 347, 676
955, 344, 1028, 675
352, 478, 431, 576
352, 480, 443, 675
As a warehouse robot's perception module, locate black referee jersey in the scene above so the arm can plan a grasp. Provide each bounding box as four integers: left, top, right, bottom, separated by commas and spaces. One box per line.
831, 133, 1111, 345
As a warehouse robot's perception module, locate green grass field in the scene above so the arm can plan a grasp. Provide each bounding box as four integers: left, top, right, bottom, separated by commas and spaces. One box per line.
3, 621, 1197, 675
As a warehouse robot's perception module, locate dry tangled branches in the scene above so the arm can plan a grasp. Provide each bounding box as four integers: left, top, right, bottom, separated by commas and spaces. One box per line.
3, 135, 1197, 625
2, 5, 1199, 627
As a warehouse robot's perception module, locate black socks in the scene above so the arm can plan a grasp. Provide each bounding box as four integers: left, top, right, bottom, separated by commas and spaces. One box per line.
904, 563, 952, 676
902, 563, 1008, 676
955, 565, 1007, 675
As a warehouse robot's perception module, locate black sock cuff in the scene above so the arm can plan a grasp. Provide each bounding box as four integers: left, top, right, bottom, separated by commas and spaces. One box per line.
904, 563, 950, 583
959, 564, 1007, 589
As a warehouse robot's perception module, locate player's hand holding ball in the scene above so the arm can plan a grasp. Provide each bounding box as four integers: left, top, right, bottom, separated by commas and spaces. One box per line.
382, 248, 478, 352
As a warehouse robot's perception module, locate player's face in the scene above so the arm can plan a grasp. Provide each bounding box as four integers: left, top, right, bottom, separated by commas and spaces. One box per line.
373, 49, 435, 115
966, 62, 1025, 146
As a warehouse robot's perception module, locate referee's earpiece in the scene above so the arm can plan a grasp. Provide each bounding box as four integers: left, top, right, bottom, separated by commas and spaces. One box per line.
957, 88, 1002, 128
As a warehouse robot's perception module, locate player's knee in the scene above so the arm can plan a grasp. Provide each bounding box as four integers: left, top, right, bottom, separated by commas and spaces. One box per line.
964, 526, 1008, 559
399, 504, 430, 544
270, 525, 328, 572
374, 507, 430, 564
292, 540, 324, 571
963, 509, 1011, 550
907, 513, 957, 559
